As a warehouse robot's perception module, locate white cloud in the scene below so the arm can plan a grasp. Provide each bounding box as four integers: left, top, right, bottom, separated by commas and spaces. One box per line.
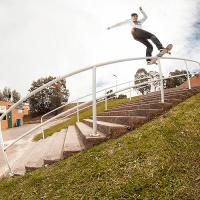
0, 0, 199, 101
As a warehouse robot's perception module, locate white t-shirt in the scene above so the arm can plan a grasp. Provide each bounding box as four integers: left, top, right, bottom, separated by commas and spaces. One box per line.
109, 10, 148, 30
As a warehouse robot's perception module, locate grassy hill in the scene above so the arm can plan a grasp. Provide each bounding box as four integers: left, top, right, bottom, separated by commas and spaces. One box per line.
0, 93, 200, 200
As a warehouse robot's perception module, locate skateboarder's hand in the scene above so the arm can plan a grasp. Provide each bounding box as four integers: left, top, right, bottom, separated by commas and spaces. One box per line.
139, 6, 143, 11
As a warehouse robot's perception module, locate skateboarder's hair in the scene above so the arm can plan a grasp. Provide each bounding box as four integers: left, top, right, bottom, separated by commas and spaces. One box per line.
131, 13, 138, 17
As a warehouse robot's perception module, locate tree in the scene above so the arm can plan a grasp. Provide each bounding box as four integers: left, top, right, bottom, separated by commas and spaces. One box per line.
29, 76, 69, 115
165, 70, 188, 89
118, 94, 127, 99
134, 68, 151, 95
106, 90, 116, 99
12, 90, 21, 103
0, 91, 3, 101
2, 87, 11, 101
149, 71, 160, 92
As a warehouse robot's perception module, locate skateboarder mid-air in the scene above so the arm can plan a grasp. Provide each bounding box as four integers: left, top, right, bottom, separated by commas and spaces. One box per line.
107, 7, 167, 64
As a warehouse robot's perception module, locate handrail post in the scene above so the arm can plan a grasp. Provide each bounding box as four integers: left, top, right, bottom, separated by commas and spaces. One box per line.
184, 61, 191, 90
92, 66, 97, 135
0, 123, 13, 176
41, 117, 45, 140
129, 82, 132, 101
77, 101, 80, 122
157, 58, 165, 103
105, 90, 108, 111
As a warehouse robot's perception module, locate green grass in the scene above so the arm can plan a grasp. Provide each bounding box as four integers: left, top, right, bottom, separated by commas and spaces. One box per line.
33, 98, 133, 141
0, 93, 200, 200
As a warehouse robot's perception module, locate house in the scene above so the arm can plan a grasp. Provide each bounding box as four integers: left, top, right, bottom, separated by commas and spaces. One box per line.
0, 101, 29, 130
180, 73, 200, 88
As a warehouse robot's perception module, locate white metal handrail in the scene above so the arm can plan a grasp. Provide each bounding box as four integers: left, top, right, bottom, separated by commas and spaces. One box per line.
0, 56, 200, 175
4, 71, 198, 151
40, 78, 135, 138
41, 72, 198, 138
40, 85, 140, 139
41, 79, 134, 126
4, 82, 146, 151
1, 56, 199, 122
41, 72, 192, 134
40, 70, 194, 129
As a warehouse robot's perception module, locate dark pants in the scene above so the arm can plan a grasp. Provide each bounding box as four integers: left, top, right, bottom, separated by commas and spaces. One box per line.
132, 28, 164, 61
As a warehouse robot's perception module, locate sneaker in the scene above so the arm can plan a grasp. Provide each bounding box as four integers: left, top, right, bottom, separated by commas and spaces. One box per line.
159, 48, 165, 53
147, 60, 152, 65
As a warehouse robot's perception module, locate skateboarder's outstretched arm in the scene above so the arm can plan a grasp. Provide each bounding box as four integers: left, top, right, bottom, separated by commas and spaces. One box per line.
139, 7, 148, 23
107, 19, 129, 30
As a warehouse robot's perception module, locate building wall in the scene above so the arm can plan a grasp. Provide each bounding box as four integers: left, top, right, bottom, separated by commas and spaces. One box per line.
1, 120, 8, 130
0, 101, 25, 130
12, 109, 24, 128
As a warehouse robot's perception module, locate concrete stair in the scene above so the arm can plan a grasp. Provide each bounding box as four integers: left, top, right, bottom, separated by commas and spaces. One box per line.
12, 143, 36, 176
63, 126, 85, 157
83, 119, 129, 138
25, 136, 57, 171
76, 122, 107, 148
96, 116, 147, 129
7, 86, 200, 177
98, 108, 163, 119
110, 100, 177, 111
43, 129, 67, 165
12, 129, 67, 175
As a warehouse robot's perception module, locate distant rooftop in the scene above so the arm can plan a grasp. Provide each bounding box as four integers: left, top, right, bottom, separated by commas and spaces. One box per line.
180, 73, 200, 88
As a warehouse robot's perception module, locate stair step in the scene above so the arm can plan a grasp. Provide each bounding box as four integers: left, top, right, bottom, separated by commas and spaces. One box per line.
76, 122, 106, 148
43, 129, 67, 165
135, 96, 185, 103
140, 88, 195, 98
141, 94, 188, 101
140, 91, 191, 99
25, 136, 57, 171
11, 143, 36, 176
111, 98, 182, 111
99, 108, 163, 117
83, 119, 129, 138
96, 115, 147, 129
139, 88, 199, 100
63, 126, 85, 158
107, 102, 172, 112
139, 102, 173, 110
125, 96, 186, 106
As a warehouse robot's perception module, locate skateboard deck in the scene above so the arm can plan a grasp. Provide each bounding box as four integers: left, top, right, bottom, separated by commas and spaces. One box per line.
148, 44, 173, 65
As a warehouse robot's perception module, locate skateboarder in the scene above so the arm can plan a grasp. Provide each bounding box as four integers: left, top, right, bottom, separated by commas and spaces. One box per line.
107, 7, 165, 64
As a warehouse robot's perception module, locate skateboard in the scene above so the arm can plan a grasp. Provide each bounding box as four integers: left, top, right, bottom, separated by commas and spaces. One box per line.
148, 44, 173, 65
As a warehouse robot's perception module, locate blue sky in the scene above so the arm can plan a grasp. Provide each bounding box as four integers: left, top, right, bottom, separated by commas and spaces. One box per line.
0, 0, 200, 101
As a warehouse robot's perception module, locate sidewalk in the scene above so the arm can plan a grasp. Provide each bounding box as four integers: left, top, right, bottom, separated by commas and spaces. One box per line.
0, 124, 39, 178
0, 118, 69, 178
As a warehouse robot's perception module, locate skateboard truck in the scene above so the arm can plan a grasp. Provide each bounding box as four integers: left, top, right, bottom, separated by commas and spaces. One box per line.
148, 44, 173, 65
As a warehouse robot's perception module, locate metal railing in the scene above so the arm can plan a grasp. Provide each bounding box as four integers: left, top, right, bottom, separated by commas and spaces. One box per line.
4, 80, 158, 151
0, 56, 200, 176
40, 72, 194, 139
3, 71, 198, 152
40, 79, 135, 139
40, 88, 133, 139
